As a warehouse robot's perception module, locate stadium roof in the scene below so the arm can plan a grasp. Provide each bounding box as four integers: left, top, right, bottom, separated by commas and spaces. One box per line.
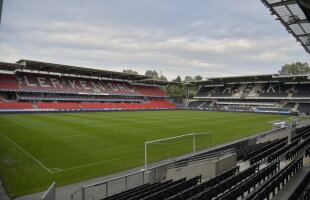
261, 0, 310, 54
16, 59, 153, 81
188, 73, 310, 85
0, 0, 3, 24
0, 62, 24, 71
133, 79, 182, 86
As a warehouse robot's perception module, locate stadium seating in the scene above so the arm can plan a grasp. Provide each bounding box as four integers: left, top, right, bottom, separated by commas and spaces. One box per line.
236, 141, 272, 161
140, 176, 200, 200
291, 125, 310, 142
187, 101, 205, 108
17, 72, 70, 93
166, 166, 239, 200
293, 84, 310, 97
285, 137, 310, 160
195, 86, 215, 97
18, 94, 144, 102
37, 102, 80, 109
120, 178, 186, 200
79, 103, 116, 109
200, 101, 213, 108
283, 103, 296, 108
189, 164, 258, 200
249, 137, 288, 165
267, 139, 299, 163
148, 100, 177, 109
242, 138, 284, 162
133, 85, 169, 97
0, 102, 33, 109
210, 85, 238, 97
288, 171, 310, 200
113, 103, 144, 110
0, 73, 19, 90
214, 161, 280, 200
260, 83, 291, 97
246, 156, 303, 200
15, 72, 167, 97
298, 103, 310, 113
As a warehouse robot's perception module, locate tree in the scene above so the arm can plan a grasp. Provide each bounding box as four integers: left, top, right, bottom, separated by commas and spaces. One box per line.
159, 71, 168, 81
159, 75, 167, 81
166, 85, 183, 96
278, 62, 310, 75
184, 76, 193, 82
173, 76, 182, 82
194, 75, 203, 80
123, 69, 139, 75
145, 70, 159, 78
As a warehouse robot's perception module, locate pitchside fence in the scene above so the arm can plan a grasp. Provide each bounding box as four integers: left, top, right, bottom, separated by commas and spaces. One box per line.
70, 120, 310, 200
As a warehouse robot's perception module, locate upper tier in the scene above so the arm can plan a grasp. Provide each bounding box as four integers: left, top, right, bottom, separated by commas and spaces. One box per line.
0, 72, 169, 97
195, 83, 310, 99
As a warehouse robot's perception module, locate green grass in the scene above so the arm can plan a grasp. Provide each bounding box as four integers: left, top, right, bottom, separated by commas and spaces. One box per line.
0, 110, 291, 197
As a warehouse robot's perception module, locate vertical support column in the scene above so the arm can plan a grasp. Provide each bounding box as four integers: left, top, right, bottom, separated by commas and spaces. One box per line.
82, 188, 85, 200
142, 170, 145, 185
125, 176, 128, 190
193, 133, 196, 153
106, 183, 108, 198
144, 142, 147, 170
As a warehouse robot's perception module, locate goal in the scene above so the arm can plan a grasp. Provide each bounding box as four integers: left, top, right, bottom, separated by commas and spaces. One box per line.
144, 133, 212, 169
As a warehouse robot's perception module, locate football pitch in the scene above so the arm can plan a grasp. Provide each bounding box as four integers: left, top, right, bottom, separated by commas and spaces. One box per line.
0, 110, 292, 197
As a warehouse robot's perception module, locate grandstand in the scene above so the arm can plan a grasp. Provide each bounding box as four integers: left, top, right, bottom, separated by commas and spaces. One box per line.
0, 60, 177, 112
1, 60, 310, 115
187, 74, 310, 115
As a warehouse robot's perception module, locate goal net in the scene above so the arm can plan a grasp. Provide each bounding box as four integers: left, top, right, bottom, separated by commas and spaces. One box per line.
144, 133, 212, 169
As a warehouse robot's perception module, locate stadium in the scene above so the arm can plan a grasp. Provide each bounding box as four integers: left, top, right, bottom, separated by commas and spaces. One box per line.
0, 0, 310, 200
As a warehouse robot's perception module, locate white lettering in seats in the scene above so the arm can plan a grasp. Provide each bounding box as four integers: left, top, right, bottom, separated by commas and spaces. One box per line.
80, 81, 91, 90
68, 80, 81, 89
37, 77, 50, 87
50, 78, 63, 88
24, 76, 37, 87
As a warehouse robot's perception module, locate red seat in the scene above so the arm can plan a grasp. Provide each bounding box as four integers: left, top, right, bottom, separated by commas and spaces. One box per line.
0, 74, 19, 90
133, 85, 169, 97
38, 102, 80, 109
0, 102, 33, 109
79, 103, 115, 109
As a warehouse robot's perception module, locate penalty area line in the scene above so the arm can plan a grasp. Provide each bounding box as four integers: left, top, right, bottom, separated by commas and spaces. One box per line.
58, 152, 145, 172
0, 133, 53, 174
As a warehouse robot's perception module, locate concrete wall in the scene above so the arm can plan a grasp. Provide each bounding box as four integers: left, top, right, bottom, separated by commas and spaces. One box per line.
297, 119, 310, 128
216, 153, 237, 174
258, 128, 291, 143
165, 153, 236, 181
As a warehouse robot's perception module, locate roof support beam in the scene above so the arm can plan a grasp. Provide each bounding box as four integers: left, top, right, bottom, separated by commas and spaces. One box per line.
288, 19, 309, 24
269, 0, 297, 7
297, 33, 310, 37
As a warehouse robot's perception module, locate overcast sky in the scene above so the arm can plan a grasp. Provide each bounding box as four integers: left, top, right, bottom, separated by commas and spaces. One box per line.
0, 0, 309, 80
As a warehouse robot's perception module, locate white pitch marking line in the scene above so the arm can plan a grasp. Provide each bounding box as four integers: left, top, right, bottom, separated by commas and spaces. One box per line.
59, 152, 145, 172
57, 138, 198, 172
50, 134, 89, 139
0, 133, 53, 174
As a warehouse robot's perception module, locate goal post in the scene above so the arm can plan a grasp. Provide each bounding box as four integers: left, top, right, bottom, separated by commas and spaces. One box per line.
144, 133, 212, 170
